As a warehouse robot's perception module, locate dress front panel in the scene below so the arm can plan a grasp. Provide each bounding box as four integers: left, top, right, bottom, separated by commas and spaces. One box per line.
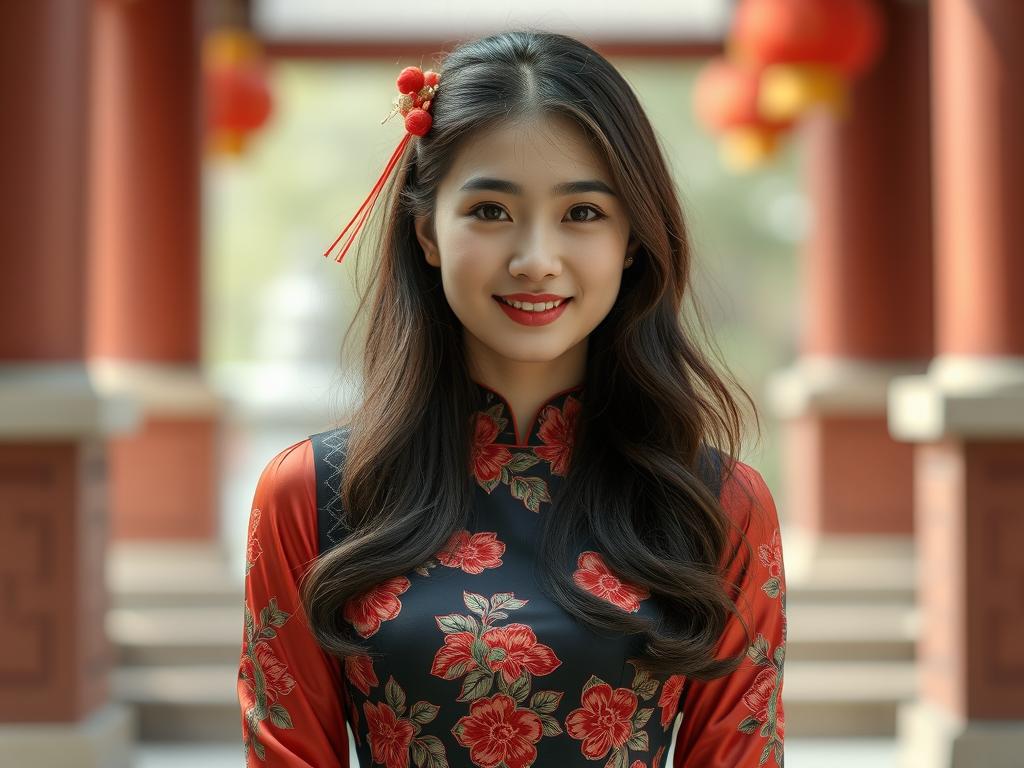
238, 382, 787, 767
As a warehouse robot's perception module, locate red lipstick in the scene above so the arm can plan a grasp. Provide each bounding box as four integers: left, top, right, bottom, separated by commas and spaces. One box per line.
492, 294, 573, 327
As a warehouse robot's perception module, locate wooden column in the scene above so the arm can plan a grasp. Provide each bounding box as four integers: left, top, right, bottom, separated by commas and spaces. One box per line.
89, 0, 224, 541
889, 0, 1024, 764
0, 1, 137, 765
767, 0, 932, 577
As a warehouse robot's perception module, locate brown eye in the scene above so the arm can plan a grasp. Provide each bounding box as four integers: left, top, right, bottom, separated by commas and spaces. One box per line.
567, 205, 604, 223
470, 203, 509, 222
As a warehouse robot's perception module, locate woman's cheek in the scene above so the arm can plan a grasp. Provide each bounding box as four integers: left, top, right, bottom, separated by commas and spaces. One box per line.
440, 253, 491, 314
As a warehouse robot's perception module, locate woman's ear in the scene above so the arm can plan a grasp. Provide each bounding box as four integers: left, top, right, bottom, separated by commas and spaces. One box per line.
626, 233, 642, 258
414, 214, 441, 268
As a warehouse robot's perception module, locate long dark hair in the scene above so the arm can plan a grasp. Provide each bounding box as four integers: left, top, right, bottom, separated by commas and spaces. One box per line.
301, 29, 763, 680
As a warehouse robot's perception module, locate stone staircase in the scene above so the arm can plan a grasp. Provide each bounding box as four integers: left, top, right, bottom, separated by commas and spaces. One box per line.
781, 532, 919, 738
106, 534, 919, 743
107, 542, 245, 743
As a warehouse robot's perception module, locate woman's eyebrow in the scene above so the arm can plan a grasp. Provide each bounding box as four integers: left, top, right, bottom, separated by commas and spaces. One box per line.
459, 176, 618, 197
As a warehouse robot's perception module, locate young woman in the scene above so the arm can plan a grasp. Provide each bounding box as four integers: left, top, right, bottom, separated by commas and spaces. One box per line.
238, 30, 786, 768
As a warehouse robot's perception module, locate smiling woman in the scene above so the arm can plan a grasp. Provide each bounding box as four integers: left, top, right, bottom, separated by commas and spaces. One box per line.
237, 29, 785, 768
415, 114, 638, 367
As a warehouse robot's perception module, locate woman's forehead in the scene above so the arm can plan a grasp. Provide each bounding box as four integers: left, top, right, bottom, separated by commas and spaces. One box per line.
444, 116, 612, 194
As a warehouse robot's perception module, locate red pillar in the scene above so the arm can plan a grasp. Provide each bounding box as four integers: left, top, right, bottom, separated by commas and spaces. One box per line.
0, 1, 136, 762
89, 0, 224, 541
767, 0, 932, 574
889, 0, 1024, 764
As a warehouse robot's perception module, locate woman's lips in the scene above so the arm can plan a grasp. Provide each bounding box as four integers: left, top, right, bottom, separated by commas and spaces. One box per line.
493, 296, 572, 327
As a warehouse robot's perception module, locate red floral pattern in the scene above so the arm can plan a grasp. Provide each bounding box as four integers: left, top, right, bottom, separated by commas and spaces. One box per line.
565, 679, 640, 759
672, 466, 787, 767
238, 400, 788, 767
533, 394, 581, 476
471, 412, 513, 484
436, 530, 506, 574
572, 550, 651, 612
363, 676, 447, 768
344, 575, 412, 638
732, 524, 787, 760
430, 626, 562, 688
345, 652, 380, 696
364, 700, 416, 768
430, 630, 479, 681
469, 391, 582, 512
452, 693, 543, 768
657, 673, 685, 729
481, 624, 562, 683
432, 591, 566, 763
245, 507, 263, 576
239, 595, 299, 762
563, 662, 658, 764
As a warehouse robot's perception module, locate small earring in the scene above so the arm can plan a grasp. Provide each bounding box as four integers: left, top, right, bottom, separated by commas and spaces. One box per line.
624, 255, 634, 267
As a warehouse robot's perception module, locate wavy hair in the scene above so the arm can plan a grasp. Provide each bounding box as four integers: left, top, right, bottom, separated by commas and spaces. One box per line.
301, 29, 763, 680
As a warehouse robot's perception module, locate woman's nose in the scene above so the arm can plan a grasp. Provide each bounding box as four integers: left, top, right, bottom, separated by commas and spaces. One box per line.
510, 224, 563, 278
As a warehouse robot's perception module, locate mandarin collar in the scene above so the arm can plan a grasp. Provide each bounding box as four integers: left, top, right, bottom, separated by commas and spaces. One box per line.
472, 380, 586, 447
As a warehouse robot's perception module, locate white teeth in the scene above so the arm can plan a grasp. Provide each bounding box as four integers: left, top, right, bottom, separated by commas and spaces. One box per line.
498, 297, 566, 311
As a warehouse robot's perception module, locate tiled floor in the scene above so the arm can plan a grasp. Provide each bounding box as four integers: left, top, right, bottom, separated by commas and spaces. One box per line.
135, 738, 899, 767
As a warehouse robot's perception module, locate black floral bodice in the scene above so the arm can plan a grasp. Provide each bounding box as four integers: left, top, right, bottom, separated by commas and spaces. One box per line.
239, 381, 787, 768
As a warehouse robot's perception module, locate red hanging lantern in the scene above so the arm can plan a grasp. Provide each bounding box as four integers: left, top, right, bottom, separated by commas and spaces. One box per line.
693, 57, 795, 172
204, 28, 274, 156
731, 0, 884, 121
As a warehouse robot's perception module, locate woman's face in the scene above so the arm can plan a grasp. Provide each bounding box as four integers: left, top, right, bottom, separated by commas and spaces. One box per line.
415, 114, 639, 382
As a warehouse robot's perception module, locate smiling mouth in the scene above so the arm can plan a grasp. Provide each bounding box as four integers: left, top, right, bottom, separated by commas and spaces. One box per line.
492, 295, 573, 327
493, 296, 571, 311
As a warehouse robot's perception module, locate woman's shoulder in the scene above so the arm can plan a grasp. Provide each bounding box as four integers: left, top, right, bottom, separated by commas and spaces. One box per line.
259, 422, 353, 498
717, 456, 780, 541
257, 437, 317, 500
249, 437, 320, 562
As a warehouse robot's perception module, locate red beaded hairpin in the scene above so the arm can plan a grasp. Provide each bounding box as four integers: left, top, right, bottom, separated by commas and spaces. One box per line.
323, 65, 441, 263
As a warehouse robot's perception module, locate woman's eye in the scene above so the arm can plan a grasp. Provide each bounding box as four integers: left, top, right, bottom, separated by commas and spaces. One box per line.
567, 204, 604, 223
471, 203, 509, 222
469, 203, 605, 223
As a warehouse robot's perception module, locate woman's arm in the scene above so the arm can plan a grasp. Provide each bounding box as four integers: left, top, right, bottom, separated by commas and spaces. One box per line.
238, 439, 353, 767
673, 462, 787, 767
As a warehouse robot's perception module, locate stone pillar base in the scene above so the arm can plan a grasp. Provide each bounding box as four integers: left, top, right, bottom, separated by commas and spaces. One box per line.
898, 700, 1024, 768
89, 360, 226, 541
0, 703, 136, 768
768, 357, 924, 536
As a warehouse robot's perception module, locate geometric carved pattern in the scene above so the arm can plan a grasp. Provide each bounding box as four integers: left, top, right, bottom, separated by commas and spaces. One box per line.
0, 440, 109, 721
970, 441, 1024, 719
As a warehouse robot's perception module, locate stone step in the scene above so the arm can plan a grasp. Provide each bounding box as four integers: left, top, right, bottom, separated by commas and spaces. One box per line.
782, 532, 917, 605
785, 601, 918, 662
108, 605, 244, 666
106, 541, 243, 610
783, 660, 917, 738
112, 664, 242, 743
113, 658, 917, 742
785, 566, 916, 605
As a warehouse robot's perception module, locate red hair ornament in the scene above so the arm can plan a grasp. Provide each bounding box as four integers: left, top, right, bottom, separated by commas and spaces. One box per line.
324, 65, 440, 263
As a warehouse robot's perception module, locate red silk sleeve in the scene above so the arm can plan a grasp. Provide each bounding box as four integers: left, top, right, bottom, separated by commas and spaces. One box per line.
237, 438, 353, 767
673, 462, 787, 767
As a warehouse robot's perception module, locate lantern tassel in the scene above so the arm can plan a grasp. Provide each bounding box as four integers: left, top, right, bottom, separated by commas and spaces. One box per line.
324, 132, 412, 263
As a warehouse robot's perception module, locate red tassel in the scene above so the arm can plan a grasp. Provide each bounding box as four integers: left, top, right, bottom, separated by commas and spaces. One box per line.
324, 132, 412, 263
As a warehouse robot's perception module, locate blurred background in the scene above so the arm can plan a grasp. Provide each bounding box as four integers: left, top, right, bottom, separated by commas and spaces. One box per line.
2, 0, 1022, 766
